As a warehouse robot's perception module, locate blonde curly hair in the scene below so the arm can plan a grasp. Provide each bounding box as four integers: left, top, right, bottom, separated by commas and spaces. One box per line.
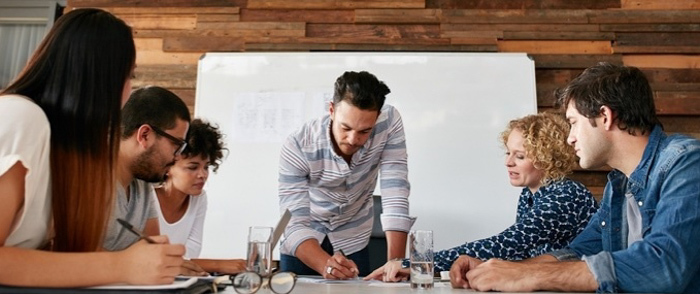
500, 112, 577, 186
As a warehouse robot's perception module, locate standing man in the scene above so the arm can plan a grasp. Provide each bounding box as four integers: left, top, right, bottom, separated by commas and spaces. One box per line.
449, 63, 700, 293
103, 86, 191, 252
279, 71, 415, 279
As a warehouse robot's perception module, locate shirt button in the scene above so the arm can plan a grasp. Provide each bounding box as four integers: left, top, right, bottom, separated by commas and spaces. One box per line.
638, 201, 643, 206
601, 221, 606, 227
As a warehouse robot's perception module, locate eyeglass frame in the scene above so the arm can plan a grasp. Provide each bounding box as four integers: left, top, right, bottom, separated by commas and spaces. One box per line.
211, 271, 297, 294
147, 124, 187, 156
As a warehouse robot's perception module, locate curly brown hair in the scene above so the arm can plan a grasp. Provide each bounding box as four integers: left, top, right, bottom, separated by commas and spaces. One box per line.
500, 112, 577, 185
181, 118, 226, 172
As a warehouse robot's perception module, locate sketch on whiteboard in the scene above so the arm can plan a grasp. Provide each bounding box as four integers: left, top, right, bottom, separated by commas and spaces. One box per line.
231, 92, 305, 143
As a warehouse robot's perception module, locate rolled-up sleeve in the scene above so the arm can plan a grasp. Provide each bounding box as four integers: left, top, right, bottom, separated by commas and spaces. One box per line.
279, 135, 324, 256
378, 109, 415, 232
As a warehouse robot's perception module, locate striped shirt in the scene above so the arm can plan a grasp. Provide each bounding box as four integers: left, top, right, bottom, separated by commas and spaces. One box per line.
279, 104, 415, 256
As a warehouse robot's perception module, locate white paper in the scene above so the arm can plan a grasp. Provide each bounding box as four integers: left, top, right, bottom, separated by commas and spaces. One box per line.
87, 277, 197, 290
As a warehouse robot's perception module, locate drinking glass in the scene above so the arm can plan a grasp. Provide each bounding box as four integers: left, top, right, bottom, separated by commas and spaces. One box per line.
246, 226, 272, 276
409, 230, 434, 289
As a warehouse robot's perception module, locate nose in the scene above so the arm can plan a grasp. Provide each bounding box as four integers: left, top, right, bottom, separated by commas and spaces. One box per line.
567, 131, 576, 146
347, 132, 359, 146
505, 155, 515, 167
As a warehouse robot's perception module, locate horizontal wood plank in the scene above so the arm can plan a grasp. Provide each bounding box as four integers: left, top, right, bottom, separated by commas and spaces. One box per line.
503, 31, 614, 40
442, 23, 600, 32
70, 0, 246, 7
134, 38, 202, 65
119, 14, 196, 30
588, 10, 700, 24
354, 9, 441, 23
616, 33, 700, 46
623, 55, 700, 69
443, 9, 591, 24
614, 46, 700, 54
307, 24, 441, 39
498, 40, 612, 54
600, 24, 700, 32
427, 0, 619, 9
101, 6, 239, 14
441, 30, 503, 39
197, 14, 241, 22
660, 116, 700, 133
247, 0, 425, 9
621, 0, 700, 9
240, 9, 354, 23
654, 91, 700, 115
163, 36, 245, 52
532, 54, 623, 69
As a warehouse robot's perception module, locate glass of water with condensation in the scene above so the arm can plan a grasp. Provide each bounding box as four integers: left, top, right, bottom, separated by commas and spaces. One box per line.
409, 230, 434, 289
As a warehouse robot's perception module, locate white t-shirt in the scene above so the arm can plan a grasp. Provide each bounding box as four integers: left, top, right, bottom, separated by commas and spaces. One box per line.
0, 95, 51, 248
153, 189, 208, 258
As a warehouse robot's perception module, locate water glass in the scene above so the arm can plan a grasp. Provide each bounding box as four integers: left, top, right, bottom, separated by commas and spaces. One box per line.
246, 226, 272, 276
409, 230, 434, 289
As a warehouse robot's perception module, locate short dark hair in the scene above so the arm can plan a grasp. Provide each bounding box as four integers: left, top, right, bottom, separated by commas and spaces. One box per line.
181, 119, 226, 173
121, 86, 191, 138
333, 71, 390, 111
556, 62, 660, 135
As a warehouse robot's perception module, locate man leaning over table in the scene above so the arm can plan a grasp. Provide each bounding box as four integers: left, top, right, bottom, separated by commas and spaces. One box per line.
449, 62, 700, 293
278, 71, 415, 279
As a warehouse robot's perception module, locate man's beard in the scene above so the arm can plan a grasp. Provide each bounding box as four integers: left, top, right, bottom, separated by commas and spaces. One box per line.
131, 147, 172, 183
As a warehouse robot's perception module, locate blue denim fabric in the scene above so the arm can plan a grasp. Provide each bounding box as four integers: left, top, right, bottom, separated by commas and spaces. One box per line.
553, 126, 700, 293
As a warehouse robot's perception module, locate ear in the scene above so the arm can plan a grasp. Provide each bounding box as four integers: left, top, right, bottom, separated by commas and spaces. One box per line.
136, 124, 153, 148
329, 101, 335, 117
600, 106, 615, 131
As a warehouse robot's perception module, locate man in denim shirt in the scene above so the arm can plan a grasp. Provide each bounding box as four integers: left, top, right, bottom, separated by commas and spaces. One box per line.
449, 62, 700, 293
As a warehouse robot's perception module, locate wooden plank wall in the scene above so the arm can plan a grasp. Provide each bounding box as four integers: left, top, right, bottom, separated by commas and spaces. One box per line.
68, 0, 700, 199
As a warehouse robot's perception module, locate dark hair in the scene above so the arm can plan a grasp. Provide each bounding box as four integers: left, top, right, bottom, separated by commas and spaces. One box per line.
555, 62, 660, 135
181, 119, 226, 172
1, 8, 135, 252
333, 71, 390, 111
121, 86, 192, 137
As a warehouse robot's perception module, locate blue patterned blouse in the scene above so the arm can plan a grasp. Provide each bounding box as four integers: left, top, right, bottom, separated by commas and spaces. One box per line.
402, 178, 598, 272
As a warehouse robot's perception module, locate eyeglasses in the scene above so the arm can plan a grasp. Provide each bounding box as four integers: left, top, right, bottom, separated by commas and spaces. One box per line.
148, 124, 187, 156
212, 272, 297, 294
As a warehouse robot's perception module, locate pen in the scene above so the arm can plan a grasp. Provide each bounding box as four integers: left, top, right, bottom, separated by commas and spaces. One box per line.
117, 218, 157, 244
337, 249, 359, 278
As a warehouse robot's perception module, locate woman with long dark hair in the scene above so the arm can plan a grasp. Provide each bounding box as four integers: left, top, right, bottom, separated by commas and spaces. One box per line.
0, 8, 184, 287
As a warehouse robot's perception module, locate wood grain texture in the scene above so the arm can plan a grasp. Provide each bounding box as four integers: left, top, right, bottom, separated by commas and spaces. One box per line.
623, 55, 700, 69
498, 40, 612, 54
588, 10, 700, 24
119, 14, 197, 30
355, 9, 441, 23
621, 0, 700, 9
427, 0, 619, 9
163, 36, 245, 52
240, 9, 354, 23
70, 0, 246, 7
101, 6, 240, 14
247, 0, 424, 9
531, 54, 623, 68
443, 9, 591, 24
307, 24, 441, 39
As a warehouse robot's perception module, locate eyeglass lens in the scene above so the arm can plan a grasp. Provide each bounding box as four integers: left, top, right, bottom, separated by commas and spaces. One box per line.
232, 272, 296, 294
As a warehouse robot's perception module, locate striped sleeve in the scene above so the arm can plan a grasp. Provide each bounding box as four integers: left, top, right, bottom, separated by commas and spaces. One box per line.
278, 133, 324, 255
378, 108, 415, 232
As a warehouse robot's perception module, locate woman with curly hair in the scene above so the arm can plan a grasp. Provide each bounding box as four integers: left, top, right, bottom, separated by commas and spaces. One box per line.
366, 112, 598, 282
153, 118, 246, 275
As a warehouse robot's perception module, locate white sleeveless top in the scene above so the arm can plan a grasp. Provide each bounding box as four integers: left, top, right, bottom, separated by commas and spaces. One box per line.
0, 95, 51, 248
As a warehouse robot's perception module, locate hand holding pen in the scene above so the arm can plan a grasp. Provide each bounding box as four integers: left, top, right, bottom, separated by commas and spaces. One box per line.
115, 218, 187, 285
324, 249, 360, 280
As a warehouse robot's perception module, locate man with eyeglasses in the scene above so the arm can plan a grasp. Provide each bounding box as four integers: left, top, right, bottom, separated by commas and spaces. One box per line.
102, 86, 191, 253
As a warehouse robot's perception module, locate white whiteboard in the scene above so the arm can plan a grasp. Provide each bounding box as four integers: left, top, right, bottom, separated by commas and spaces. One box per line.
194, 52, 537, 260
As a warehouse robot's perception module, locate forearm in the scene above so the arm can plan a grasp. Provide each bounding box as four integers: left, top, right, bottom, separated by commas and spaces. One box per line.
0, 247, 121, 287
294, 239, 331, 274
385, 230, 407, 260
192, 259, 245, 274
531, 261, 597, 292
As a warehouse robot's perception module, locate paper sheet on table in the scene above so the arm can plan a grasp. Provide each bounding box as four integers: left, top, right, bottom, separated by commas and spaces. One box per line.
87, 277, 197, 290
